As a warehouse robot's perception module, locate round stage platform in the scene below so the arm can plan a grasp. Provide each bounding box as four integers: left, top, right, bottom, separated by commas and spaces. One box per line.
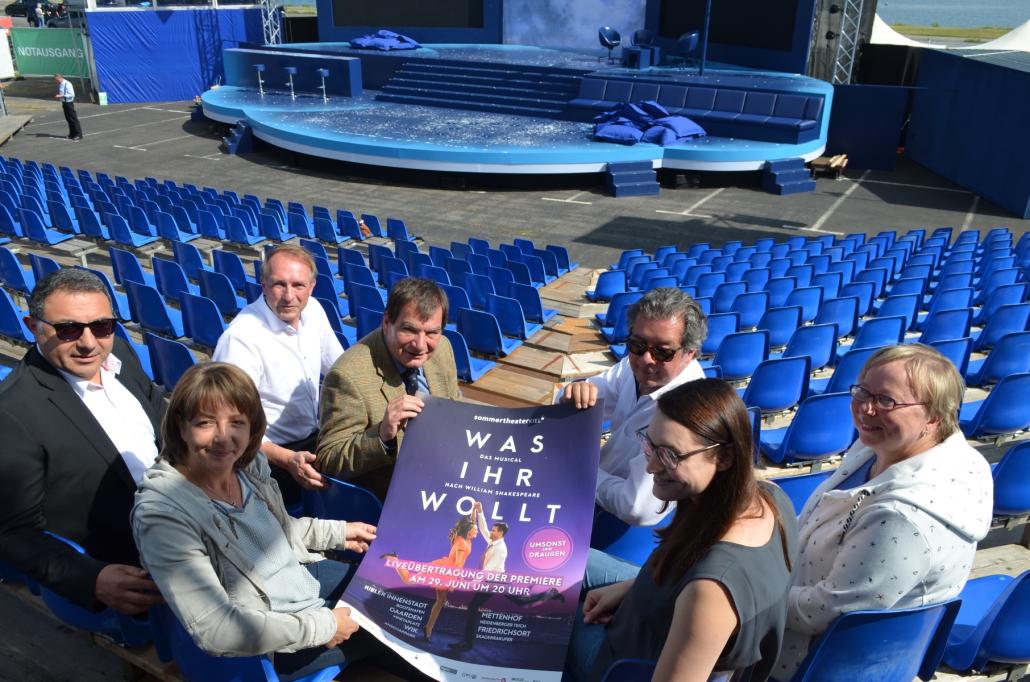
202, 44, 831, 175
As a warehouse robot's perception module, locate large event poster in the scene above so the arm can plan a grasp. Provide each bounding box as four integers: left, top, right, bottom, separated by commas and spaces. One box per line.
341, 397, 603, 682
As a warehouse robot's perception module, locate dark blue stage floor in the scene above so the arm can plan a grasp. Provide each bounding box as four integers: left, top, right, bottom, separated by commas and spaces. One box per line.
202, 44, 832, 175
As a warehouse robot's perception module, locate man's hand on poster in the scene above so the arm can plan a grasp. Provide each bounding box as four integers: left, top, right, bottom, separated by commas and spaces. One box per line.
379, 394, 425, 442
560, 381, 598, 410
344, 522, 377, 553
582, 579, 634, 625
327, 607, 360, 648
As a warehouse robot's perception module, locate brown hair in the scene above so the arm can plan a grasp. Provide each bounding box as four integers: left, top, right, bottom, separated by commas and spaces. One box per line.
859, 343, 964, 442
161, 362, 267, 470
261, 244, 316, 285
384, 277, 447, 325
650, 378, 787, 584
448, 517, 476, 543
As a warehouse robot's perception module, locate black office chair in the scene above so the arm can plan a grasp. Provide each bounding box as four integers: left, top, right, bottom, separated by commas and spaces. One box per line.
598, 26, 621, 64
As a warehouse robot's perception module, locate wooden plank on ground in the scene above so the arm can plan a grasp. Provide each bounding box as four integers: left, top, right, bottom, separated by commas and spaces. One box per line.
970, 544, 1030, 579
459, 365, 556, 407
499, 346, 613, 382
0, 114, 32, 145
533, 328, 611, 354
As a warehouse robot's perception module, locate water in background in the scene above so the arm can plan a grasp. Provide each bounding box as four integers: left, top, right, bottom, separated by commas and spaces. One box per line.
878, 0, 1030, 28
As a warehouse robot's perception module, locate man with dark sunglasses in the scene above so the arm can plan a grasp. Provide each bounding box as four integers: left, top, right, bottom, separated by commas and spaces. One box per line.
558, 287, 707, 527
0, 269, 165, 615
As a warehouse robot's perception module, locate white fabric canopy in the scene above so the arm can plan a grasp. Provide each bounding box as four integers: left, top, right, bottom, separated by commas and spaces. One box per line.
870, 14, 947, 49
959, 18, 1030, 51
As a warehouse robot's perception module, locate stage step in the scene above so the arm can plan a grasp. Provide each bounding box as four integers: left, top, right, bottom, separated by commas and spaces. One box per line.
762, 157, 814, 195
388, 74, 576, 97
605, 161, 660, 197
382, 84, 569, 108
222, 120, 253, 155
375, 59, 584, 120
376, 92, 564, 118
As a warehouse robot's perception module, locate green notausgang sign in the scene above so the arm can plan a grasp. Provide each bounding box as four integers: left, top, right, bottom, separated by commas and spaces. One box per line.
10, 28, 88, 78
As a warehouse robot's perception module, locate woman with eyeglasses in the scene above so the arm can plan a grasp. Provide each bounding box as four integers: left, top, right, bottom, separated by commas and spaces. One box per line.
566, 378, 798, 682
772, 344, 993, 680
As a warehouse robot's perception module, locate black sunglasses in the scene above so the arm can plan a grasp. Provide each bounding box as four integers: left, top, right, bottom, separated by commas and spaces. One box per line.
37, 317, 117, 342
625, 336, 682, 363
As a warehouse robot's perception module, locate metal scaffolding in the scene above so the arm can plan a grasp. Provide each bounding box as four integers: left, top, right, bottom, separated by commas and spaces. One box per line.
260, 0, 282, 46
831, 0, 865, 84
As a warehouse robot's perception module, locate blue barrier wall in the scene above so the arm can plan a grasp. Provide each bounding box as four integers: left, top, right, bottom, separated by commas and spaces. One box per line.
223, 48, 362, 97
89, 8, 263, 103
317, 0, 502, 45
907, 49, 1030, 219
827, 84, 909, 170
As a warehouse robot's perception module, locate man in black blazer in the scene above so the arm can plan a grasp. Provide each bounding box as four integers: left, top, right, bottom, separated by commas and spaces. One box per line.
0, 269, 165, 614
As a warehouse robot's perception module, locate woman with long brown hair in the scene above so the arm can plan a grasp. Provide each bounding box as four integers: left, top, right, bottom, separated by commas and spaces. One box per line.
566, 378, 798, 682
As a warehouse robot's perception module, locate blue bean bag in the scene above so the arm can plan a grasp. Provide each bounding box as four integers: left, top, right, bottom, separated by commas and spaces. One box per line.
350, 30, 421, 51
593, 123, 644, 145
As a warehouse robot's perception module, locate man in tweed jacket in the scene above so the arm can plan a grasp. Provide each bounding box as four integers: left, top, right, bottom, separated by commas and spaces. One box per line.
316, 278, 460, 500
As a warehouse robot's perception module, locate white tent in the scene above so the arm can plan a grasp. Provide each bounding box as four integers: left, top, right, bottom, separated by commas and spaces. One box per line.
959, 18, 1030, 51
870, 14, 947, 49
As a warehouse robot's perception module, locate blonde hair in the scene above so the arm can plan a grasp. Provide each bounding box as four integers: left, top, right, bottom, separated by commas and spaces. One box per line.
161, 362, 267, 469
860, 344, 964, 441
261, 244, 316, 285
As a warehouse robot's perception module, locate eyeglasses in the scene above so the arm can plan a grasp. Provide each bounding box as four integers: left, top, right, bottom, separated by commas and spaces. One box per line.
849, 384, 925, 411
636, 429, 721, 469
625, 336, 682, 363
36, 317, 117, 342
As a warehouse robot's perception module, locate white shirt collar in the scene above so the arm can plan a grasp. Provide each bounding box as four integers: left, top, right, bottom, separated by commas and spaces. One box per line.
47, 348, 123, 396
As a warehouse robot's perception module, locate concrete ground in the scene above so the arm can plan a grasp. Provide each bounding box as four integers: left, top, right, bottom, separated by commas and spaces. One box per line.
1, 76, 1029, 681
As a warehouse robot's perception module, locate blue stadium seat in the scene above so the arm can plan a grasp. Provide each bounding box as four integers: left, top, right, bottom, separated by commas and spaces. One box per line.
772, 323, 837, 372
150, 603, 343, 682
124, 281, 185, 338
509, 282, 558, 324
458, 307, 522, 357
756, 305, 801, 350
0, 288, 32, 343
965, 331, 1030, 388
109, 247, 157, 288
354, 306, 384, 340
152, 257, 199, 305
586, 270, 627, 302
699, 329, 768, 382
444, 328, 496, 383
942, 570, 1030, 676
959, 373, 1030, 440
760, 392, 855, 466
213, 250, 258, 293
181, 293, 226, 349
487, 293, 541, 341
0, 245, 35, 294
38, 532, 153, 648
770, 469, 833, 516
739, 355, 811, 416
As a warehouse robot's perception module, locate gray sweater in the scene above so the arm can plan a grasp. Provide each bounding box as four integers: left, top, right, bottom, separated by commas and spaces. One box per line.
132, 455, 351, 656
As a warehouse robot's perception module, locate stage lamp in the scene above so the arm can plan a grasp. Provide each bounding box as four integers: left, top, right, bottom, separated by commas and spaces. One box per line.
825, 30, 838, 40
829, 4, 842, 13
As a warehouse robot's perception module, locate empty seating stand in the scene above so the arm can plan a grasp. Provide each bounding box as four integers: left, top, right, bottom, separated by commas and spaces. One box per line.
568, 77, 825, 144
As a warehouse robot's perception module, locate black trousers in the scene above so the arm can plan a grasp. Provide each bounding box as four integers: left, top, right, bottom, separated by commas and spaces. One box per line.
270, 430, 319, 509
62, 101, 82, 139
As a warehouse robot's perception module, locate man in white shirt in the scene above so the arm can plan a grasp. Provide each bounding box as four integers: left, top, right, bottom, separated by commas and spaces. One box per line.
559, 287, 707, 526
213, 243, 344, 506
0, 269, 165, 614
449, 500, 509, 652
53, 74, 82, 140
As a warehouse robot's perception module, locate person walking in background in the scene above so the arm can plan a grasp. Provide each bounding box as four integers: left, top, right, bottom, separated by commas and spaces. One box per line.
54, 74, 82, 140
34, 3, 44, 27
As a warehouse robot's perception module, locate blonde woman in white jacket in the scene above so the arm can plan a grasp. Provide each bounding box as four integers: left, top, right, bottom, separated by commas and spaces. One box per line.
773, 344, 993, 680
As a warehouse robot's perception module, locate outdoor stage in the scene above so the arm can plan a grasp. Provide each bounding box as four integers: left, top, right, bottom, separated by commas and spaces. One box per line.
201, 44, 832, 175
